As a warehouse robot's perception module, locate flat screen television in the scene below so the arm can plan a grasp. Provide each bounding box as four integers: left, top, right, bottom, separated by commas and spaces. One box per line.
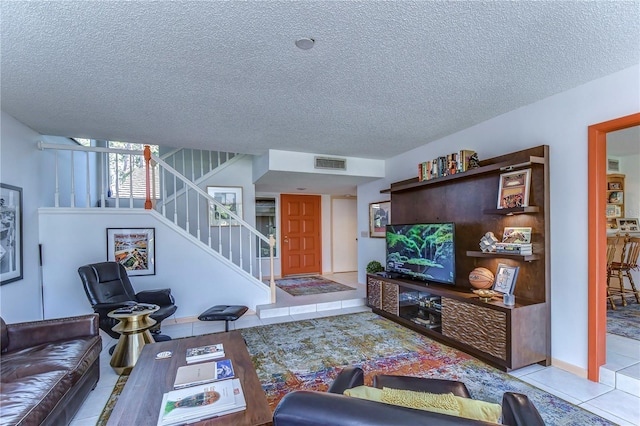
386, 223, 455, 285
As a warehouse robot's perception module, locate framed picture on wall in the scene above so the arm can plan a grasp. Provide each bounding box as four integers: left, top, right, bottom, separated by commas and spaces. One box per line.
369, 201, 391, 238
207, 186, 243, 226
497, 169, 531, 209
107, 228, 156, 276
0, 183, 23, 285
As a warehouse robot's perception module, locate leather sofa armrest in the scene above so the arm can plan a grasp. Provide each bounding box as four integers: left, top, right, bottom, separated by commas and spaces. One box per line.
501, 392, 545, 426
327, 367, 365, 394
136, 289, 175, 306
373, 375, 472, 398
5, 314, 99, 353
273, 391, 490, 426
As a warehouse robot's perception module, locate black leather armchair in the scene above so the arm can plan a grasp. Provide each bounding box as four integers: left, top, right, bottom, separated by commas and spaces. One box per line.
273, 367, 545, 426
78, 261, 177, 340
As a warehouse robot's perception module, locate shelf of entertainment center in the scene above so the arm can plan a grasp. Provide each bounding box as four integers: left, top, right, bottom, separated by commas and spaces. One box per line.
370, 274, 539, 309
466, 250, 541, 261
483, 206, 540, 215
381, 155, 545, 194
367, 272, 548, 370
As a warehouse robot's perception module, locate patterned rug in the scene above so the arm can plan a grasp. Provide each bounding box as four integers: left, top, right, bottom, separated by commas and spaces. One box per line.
608, 302, 640, 340
242, 312, 614, 426
273, 276, 355, 296
96, 374, 129, 426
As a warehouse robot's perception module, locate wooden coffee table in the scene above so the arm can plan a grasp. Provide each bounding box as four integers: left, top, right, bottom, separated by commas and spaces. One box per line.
107, 331, 272, 426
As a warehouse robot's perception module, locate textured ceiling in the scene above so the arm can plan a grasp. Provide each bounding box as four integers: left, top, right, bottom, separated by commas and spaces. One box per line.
1, 1, 639, 160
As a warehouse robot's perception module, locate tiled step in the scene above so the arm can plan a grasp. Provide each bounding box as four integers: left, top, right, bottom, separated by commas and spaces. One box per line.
256, 297, 366, 319
600, 334, 640, 398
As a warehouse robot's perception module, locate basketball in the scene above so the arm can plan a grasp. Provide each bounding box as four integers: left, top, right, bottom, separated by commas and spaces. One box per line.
469, 267, 495, 289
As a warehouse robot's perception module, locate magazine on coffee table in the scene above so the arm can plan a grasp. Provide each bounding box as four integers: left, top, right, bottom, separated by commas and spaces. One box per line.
157, 378, 246, 426
185, 343, 224, 364
173, 359, 235, 389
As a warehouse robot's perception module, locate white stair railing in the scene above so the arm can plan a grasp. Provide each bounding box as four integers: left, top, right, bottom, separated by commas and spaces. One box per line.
37, 141, 276, 301
160, 148, 238, 184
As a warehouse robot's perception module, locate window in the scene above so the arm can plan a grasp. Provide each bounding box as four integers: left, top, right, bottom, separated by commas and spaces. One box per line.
107, 141, 159, 199
256, 197, 277, 257
72, 138, 91, 146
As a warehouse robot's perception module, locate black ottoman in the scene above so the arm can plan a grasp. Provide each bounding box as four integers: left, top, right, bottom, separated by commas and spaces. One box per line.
198, 305, 248, 332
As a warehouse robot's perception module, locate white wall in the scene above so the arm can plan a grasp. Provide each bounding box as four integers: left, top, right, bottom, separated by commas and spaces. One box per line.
39, 209, 270, 320
0, 112, 44, 321
358, 64, 640, 374
619, 154, 640, 219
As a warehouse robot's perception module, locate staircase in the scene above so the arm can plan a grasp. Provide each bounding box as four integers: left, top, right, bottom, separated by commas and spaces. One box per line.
160, 148, 239, 186
37, 141, 276, 303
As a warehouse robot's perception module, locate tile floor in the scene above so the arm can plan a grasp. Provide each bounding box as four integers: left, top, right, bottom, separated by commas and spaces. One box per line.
70, 272, 640, 426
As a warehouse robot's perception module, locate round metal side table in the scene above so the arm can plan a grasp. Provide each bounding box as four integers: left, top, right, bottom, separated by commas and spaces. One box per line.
108, 304, 159, 375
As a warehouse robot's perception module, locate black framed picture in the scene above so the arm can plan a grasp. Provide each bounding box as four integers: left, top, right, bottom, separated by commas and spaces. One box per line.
369, 201, 391, 238
0, 183, 23, 285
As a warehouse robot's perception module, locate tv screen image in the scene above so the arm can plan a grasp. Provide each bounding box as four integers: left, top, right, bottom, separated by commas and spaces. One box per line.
386, 223, 455, 285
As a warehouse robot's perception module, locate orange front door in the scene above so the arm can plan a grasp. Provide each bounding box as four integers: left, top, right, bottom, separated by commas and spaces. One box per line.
280, 194, 322, 276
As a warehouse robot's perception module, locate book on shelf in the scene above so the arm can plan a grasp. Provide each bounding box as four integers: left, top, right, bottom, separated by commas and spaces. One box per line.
495, 242, 533, 255
186, 343, 224, 364
457, 150, 476, 172
157, 378, 246, 426
174, 359, 235, 389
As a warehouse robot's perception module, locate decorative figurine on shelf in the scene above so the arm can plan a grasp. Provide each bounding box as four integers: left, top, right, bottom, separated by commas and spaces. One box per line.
468, 153, 480, 169
479, 231, 498, 252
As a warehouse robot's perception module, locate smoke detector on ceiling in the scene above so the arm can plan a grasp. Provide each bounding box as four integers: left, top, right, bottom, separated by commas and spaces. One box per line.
315, 156, 347, 170
295, 38, 315, 50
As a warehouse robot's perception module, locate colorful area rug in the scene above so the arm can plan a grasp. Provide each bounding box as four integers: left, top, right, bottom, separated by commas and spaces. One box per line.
96, 374, 129, 426
608, 302, 640, 340
273, 276, 355, 296
242, 312, 614, 426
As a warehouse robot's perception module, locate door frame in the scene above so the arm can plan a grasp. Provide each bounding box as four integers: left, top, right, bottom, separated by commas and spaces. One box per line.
587, 112, 640, 381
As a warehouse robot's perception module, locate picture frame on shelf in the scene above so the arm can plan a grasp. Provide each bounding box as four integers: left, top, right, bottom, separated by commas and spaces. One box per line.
369, 201, 391, 238
207, 186, 243, 226
608, 191, 623, 204
606, 204, 622, 219
497, 169, 531, 209
492, 263, 519, 295
608, 182, 622, 190
502, 227, 532, 243
616, 218, 639, 232
0, 183, 23, 285
107, 228, 155, 276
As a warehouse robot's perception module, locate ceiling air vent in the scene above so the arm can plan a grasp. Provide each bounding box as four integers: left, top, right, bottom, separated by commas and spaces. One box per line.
314, 156, 347, 170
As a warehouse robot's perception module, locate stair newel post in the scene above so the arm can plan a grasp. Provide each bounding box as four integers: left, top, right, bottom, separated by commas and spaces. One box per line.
150, 157, 157, 209
144, 145, 152, 210
269, 234, 276, 303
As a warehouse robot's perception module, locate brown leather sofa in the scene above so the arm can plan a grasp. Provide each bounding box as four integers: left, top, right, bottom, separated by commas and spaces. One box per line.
273, 367, 546, 426
0, 314, 102, 426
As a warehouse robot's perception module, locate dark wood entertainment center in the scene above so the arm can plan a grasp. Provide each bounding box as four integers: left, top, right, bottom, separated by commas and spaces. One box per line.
367, 145, 550, 371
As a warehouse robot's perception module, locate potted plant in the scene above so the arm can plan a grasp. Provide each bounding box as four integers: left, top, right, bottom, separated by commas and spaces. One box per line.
366, 260, 384, 274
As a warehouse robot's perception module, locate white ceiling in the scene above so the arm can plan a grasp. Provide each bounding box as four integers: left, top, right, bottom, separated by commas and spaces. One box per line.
1, 1, 639, 167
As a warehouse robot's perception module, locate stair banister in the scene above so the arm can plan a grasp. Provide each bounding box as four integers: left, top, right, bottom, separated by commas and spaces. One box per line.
38, 141, 276, 298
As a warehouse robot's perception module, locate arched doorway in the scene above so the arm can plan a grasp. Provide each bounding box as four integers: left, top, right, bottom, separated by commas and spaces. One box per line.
588, 112, 640, 381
